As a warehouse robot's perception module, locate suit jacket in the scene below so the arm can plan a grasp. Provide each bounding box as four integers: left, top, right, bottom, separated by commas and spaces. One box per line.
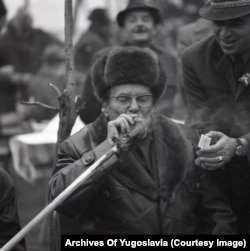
49, 113, 235, 235
182, 36, 250, 233
182, 36, 250, 141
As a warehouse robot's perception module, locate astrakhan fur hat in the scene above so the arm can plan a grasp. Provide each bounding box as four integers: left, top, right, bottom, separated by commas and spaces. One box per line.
90, 46, 167, 102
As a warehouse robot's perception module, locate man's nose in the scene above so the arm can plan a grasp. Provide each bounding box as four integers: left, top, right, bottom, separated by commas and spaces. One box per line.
220, 25, 232, 37
129, 97, 139, 112
136, 18, 144, 26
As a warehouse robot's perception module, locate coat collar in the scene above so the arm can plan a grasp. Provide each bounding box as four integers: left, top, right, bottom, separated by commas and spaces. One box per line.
88, 113, 108, 146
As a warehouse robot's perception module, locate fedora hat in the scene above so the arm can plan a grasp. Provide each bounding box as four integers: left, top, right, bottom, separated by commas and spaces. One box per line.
116, 0, 162, 27
200, 0, 250, 20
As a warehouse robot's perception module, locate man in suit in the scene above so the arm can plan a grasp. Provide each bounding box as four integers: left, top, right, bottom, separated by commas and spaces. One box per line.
182, 0, 250, 234
78, 0, 177, 124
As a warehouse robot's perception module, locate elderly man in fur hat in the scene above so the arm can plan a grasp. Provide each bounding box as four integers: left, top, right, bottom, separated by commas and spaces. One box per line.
78, 0, 177, 124
49, 47, 235, 236
182, 0, 250, 233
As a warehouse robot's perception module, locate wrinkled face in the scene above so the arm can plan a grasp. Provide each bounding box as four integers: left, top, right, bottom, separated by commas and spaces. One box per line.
103, 84, 154, 120
122, 10, 157, 45
213, 14, 250, 55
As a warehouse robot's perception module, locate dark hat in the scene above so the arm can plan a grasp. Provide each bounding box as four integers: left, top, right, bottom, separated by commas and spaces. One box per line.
116, 0, 162, 27
42, 44, 65, 65
91, 46, 166, 101
88, 8, 109, 24
200, 0, 250, 20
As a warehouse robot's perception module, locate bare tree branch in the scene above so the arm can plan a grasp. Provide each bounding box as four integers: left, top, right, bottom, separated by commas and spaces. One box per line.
20, 101, 58, 111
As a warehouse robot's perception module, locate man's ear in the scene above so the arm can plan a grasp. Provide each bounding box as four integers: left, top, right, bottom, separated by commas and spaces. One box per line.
101, 102, 109, 117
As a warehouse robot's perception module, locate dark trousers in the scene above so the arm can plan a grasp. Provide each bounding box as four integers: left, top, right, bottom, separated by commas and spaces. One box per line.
214, 156, 250, 234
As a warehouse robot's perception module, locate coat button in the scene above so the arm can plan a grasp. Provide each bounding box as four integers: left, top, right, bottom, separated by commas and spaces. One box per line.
86, 156, 92, 162
104, 191, 110, 198
196, 182, 201, 189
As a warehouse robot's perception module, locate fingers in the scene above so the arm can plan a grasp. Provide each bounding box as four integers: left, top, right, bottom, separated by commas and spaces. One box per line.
198, 155, 224, 164
195, 155, 226, 171
107, 113, 150, 145
196, 140, 223, 155
200, 162, 224, 171
115, 114, 135, 133
117, 117, 131, 134
197, 131, 226, 154
107, 114, 138, 142
205, 131, 224, 138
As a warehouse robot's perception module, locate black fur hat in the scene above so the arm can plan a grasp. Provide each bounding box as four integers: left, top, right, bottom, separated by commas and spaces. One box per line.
91, 46, 167, 102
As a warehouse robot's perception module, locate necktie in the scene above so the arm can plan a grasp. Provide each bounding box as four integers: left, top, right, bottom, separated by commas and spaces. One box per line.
233, 55, 246, 82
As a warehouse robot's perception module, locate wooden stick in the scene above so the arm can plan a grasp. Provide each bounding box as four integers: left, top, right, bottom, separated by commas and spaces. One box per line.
56, 0, 77, 147
20, 101, 58, 111
0, 146, 117, 251
64, 0, 75, 95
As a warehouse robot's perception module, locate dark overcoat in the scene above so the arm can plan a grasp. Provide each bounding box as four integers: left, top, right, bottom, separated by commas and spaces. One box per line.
49, 113, 235, 235
182, 36, 250, 233
0, 168, 26, 250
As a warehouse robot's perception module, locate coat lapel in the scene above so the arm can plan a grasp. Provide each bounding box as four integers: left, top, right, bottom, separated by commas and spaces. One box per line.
213, 49, 236, 93
113, 148, 159, 200
235, 60, 250, 99
211, 40, 250, 99
151, 115, 187, 202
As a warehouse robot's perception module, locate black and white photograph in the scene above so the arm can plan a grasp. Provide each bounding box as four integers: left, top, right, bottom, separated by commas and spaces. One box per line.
0, 0, 250, 250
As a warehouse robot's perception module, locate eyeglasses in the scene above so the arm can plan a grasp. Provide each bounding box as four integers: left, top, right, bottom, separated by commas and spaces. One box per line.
109, 94, 153, 107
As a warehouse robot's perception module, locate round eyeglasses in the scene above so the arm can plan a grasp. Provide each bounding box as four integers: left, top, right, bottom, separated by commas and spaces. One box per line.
109, 94, 153, 107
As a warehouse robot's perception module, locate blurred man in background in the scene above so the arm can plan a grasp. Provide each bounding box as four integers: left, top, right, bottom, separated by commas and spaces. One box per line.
74, 8, 111, 74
